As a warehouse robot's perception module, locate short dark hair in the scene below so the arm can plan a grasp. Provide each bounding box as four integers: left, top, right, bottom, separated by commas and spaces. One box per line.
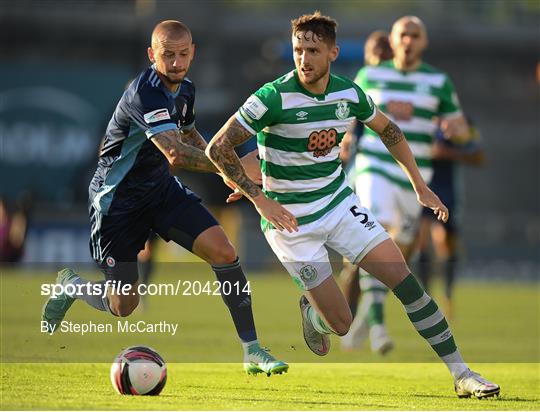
364, 30, 392, 65
291, 11, 337, 45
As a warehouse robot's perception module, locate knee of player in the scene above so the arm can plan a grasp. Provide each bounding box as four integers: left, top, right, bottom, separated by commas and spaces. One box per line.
210, 242, 237, 265
333, 322, 351, 337
109, 296, 139, 317
330, 313, 353, 336
115, 303, 138, 317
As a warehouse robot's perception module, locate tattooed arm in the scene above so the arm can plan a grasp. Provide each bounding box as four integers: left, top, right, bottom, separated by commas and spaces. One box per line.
178, 126, 262, 183
179, 127, 208, 151
206, 115, 298, 232
152, 128, 218, 173
206, 116, 261, 198
365, 110, 449, 222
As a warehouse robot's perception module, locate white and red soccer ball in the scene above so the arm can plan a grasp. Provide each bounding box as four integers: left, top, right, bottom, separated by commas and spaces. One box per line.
110, 346, 167, 395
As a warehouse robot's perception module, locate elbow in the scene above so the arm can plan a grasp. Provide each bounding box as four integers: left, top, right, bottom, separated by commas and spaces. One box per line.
205, 141, 219, 162
204, 144, 213, 160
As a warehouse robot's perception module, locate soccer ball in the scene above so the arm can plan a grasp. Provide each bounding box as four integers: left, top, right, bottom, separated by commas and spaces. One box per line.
110, 346, 167, 395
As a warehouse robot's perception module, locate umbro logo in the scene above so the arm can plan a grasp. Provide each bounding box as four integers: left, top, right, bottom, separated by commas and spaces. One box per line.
296, 110, 308, 120
440, 330, 452, 340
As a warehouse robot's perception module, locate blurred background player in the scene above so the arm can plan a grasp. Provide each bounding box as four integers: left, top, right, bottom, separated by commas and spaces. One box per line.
416, 120, 485, 319
41, 20, 288, 376
341, 16, 470, 354
0, 194, 31, 263
338, 30, 393, 343
340, 30, 393, 168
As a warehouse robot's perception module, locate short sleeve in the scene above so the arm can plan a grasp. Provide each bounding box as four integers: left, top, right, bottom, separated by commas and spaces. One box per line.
181, 82, 196, 131
352, 82, 377, 123
438, 76, 462, 118
130, 86, 178, 139
236, 83, 281, 134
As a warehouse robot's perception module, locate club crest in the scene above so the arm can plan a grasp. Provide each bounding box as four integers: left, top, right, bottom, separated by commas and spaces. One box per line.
335, 101, 350, 120
299, 264, 318, 283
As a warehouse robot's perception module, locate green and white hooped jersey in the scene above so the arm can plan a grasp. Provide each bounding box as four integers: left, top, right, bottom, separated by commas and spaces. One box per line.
355, 60, 462, 190
236, 70, 376, 231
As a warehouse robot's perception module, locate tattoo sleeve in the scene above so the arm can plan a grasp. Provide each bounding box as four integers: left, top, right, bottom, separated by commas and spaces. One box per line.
379, 120, 405, 148
152, 129, 218, 173
206, 117, 260, 199
179, 127, 208, 151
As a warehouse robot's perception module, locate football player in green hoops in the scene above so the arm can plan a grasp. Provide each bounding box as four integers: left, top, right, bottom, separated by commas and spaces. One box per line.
206, 12, 499, 399
338, 29, 394, 354
343, 16, 473, 356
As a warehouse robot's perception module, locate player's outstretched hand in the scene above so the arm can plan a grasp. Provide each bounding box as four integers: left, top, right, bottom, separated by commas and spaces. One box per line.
226, 188, 244, 203
240, 150, 262, 185
252, 194, 298, 233
416, 186, 449, 223
217, 174, 245, 203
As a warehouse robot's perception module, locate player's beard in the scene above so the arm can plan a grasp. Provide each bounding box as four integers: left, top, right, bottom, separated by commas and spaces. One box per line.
166, 72, 184, 84
302, 63, 329, 85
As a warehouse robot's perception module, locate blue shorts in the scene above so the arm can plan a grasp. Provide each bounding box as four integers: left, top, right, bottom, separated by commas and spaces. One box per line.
89, 177, 218, 283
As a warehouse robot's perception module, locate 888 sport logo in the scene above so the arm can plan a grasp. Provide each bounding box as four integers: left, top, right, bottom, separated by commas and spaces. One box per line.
307, 128, 338, 158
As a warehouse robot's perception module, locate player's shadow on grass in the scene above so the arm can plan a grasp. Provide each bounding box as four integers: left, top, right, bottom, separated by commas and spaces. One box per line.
490, 397, 537, 403
410, 393, 461, 400
228, 397, 394, 408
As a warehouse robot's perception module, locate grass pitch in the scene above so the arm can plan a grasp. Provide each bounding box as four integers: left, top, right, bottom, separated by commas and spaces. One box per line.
1, 266, 539, 410
2, 363, 538, 410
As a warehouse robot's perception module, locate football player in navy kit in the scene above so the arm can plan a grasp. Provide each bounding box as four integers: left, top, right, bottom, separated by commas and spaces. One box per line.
42, 20, 288, 375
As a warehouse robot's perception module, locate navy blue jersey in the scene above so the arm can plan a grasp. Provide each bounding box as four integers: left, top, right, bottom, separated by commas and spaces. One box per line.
430, 129, 457, 192
430, 127, 481, 192
89, 65, 196, 215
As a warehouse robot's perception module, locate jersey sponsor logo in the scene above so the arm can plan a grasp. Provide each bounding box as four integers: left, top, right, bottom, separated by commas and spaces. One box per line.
143, 108, 171, 124
386, 100, 414, 121
242, 95, 268, 120
307, 128, 338, 158
296, 110, 308, 120
335, 101, 350, 120
299, 264, 318, 283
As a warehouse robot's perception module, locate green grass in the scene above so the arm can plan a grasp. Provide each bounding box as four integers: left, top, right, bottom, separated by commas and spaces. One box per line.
1, 363, 538, 410
1, 266, 539, 410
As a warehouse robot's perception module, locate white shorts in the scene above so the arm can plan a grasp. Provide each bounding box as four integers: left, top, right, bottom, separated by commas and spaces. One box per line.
355, 172, 421, 245
264, 193, 389, 291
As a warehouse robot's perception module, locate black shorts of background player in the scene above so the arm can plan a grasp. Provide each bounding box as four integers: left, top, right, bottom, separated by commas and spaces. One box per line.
416, 123, 484, 319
